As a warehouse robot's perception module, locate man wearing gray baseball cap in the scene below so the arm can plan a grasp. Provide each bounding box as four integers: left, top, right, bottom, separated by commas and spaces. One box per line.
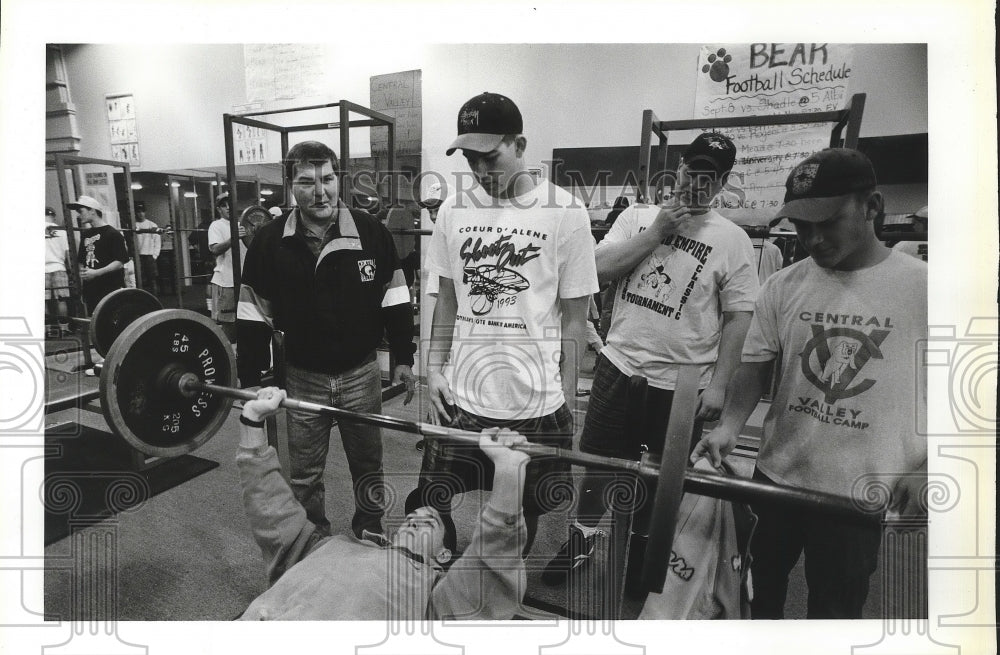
692, 148, 928, 619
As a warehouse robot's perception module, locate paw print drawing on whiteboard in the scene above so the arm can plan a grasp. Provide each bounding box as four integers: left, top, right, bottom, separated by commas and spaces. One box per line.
702, 48, 733, 82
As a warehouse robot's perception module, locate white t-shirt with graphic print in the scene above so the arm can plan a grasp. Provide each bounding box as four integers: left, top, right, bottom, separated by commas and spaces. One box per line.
209, 218, 247, 288
742, 250, 928, 497
600, 205, 758, 390
426, 181, 599, 420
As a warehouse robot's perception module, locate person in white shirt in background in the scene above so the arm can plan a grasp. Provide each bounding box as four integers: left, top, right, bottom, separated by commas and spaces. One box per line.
543, 132, 758, 585
207, 191, 246, 342
44, 206, 72, 336
132, 201, 161, 295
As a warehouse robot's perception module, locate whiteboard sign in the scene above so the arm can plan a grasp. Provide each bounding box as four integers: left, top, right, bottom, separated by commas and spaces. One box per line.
691, 44, 855, 224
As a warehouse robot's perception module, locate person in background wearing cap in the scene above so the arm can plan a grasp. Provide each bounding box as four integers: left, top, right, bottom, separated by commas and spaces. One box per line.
69, 195, 128, 313
44, 206, 72, 337
691, 148, 928, 619
411, 92, 599, 555
238, 140, 416, 543
132, 201, 161, 295
207, 191, 246, 342
419, 182, 444, 224
892, 206, 928, 262
542, 132, 758, 584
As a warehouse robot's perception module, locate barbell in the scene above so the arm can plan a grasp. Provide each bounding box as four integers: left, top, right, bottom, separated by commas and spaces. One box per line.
93, 306, 887, 594
53, 226, 173, 235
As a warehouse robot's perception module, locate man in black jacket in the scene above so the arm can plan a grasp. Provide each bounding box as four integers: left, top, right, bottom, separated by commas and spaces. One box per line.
238, 140, 416, 541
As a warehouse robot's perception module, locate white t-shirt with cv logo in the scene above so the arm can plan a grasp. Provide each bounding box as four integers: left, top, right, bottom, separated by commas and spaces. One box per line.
426, 180, 599, 420
742, 250, 927, 497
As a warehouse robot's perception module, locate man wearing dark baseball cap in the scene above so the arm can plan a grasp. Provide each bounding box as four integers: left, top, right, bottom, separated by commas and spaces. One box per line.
767, 147, 891, 272
543, 131, 758, 585
677, 132, 739, 184
692, 147, 928, 619
412, 92, 599, 555
443, 92, 531, 201
445, 92, 523, 157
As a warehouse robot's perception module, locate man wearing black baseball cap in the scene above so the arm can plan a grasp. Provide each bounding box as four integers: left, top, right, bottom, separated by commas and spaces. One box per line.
412, 92, 599, 554
444, 91, 529, 199
692, 148, 928, 619
543, 132, 759, 585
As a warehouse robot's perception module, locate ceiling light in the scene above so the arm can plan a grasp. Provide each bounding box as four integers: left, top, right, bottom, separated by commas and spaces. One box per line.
130, 182, 142, 190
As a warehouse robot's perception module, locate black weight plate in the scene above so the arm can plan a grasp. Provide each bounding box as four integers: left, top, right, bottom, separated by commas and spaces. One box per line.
240, 205, 271, 247
100, 309, 235, 457
89, 288, 164, 357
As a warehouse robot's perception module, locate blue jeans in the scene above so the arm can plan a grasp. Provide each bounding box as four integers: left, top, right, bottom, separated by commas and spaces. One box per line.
285, 357, 384, 538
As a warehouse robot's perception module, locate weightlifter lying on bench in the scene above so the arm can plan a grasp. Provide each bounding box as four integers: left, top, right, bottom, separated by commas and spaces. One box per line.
235, 387, 529, 621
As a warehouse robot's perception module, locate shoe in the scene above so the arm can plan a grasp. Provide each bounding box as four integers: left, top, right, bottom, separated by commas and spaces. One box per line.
541, 525, 600, 586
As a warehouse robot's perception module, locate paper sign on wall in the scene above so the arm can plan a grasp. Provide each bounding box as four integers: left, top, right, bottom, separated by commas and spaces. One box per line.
692, 44, 855, 225
107, 92, 140, 166
245, 44, 326, 102
233, 124, 267, 164
695, 43, 853, 119
370, 70, 422, 158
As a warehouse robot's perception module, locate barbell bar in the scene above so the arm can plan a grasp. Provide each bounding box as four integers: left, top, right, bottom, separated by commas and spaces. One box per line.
52, 226, 176, 235
95, 306, 891, 598
97, 308, 884, 528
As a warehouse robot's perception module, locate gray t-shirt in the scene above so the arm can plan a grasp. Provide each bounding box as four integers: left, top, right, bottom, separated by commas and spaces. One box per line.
743, 250, 928, 497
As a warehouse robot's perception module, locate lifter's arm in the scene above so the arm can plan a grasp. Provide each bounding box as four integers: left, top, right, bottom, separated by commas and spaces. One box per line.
235, 388, 319, 585
430, 429, 530, 620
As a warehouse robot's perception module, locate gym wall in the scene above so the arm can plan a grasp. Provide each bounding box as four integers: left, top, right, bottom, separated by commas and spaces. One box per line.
57, 43, 927, 185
